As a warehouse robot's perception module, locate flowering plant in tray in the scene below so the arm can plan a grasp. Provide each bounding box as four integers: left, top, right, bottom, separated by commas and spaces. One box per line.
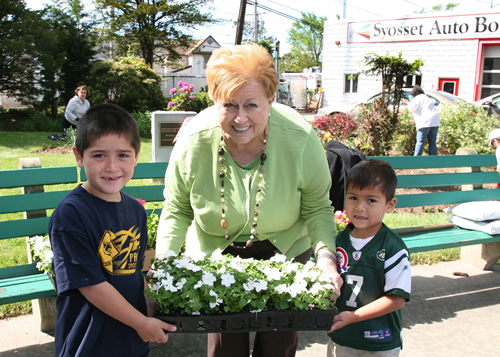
147, 250, 337, 316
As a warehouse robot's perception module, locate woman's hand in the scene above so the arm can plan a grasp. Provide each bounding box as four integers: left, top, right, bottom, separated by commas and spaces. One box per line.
315, 249, 342, 297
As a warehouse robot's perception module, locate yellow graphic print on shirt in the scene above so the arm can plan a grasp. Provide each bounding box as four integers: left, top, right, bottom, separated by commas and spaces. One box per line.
97, 226, 141, 275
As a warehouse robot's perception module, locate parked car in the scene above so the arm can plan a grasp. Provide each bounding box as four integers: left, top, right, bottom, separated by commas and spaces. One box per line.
317, 89, 465, 118
474, 93, 500, 119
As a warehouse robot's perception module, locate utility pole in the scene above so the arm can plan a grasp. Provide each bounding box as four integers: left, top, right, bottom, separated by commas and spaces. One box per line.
254, 0, 258, 43
235, 0, 247, 45
275, 41, 280, 78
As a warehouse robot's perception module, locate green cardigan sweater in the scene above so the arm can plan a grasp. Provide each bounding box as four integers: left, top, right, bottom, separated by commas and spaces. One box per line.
156, 103, 337, 259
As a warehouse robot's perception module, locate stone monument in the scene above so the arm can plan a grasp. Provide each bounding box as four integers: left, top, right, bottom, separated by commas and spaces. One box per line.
151, 110, 196, 162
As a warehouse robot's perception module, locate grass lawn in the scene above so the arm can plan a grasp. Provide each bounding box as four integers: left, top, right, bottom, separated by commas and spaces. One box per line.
0, 130, 459, 318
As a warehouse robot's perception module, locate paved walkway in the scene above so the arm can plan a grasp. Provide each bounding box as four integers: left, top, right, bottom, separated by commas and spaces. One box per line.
1, 260, 499, 356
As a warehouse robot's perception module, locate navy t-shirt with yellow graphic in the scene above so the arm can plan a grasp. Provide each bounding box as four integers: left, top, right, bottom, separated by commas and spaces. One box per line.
49, 185, 149, 357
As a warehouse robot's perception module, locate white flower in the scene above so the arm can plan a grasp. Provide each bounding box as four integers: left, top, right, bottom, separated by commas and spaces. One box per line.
160, 274, 178, 292
303, 260, 316, 270
210, 249, 225, 262
201, 272, 216, 286
309, 282, 324, 295
284, 263, 296, 274
274, 284, 291, 297
209, 290, 223, 309
193, 281, 203, 289
243, 280, 254, 291
262, 266, 283, 281
288, 280, 307, 298
189, 251, 206, 262
253, 279, 268, 292
229, 259, 245, 272
163, 250, 177, 258
269, 254, 287, 263
175, 278, 187, 290
173, 257, 202, 272
221, 273, 235, 287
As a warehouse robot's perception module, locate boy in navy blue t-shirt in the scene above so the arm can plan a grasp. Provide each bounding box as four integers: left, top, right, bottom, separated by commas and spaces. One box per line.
49, 103, 176, 356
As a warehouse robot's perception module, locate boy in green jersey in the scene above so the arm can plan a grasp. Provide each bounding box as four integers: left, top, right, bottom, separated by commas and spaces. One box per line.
327, 159, 411, 356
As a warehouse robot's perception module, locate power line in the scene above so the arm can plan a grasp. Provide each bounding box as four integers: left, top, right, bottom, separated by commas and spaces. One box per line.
246, 1, 323, 31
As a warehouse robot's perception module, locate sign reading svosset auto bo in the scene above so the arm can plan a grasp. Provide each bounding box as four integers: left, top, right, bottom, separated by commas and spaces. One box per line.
348, 13, 500, 43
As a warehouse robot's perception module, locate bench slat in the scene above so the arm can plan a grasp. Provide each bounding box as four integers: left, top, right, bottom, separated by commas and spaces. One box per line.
0, 190, 73, 214
122, 186, 165, 202
0, 166, 77, 189
0, 266, 56, 305
396, 171, 499, 188
397, 226, 500, 253
0, 217, 51, 240
395, 189, 500, 208
372, 154, 497, 169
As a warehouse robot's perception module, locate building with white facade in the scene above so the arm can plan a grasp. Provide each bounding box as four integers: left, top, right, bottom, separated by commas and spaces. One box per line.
322, 11, 500, 108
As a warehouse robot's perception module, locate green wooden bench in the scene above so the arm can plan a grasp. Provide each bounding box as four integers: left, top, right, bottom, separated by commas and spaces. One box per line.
369, 154, 500, 270
0, 159, 168, 308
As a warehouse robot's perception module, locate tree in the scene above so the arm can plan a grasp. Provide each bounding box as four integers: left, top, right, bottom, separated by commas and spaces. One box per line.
30, 3, 97, 116
360, 52, 423, 155
417, 2, 458, 13
87, 57, 165, 112
282, 12, 325, 72
0, 0, 39, 99
94, 0, 216, 68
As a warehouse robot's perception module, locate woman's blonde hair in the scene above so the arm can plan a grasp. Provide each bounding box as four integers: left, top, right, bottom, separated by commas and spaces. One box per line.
206, 43, 278, 102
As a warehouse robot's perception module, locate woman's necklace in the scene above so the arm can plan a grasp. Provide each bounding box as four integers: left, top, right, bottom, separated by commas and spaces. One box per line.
218, 134, 267, 248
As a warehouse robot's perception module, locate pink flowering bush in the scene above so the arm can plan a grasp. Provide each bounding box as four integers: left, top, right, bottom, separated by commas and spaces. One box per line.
166, 81, 196, 111
312, 114, 358, 147
165, 81, 214, 113
335, 210, 350, 232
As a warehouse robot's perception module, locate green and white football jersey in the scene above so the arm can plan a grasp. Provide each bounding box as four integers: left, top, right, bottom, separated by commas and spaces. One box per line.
329, 223, 411, 352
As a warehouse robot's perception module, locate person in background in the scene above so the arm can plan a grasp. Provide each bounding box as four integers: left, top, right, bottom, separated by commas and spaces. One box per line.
327, 159, 411, 357
63, 85, 90, 134
49, 103, 175, 356
156, 43, 342, 357
489, 128, 500, 188
405, 85, 440, 156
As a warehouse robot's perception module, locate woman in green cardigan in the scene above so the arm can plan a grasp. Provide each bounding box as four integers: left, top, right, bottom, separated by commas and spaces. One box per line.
156, 43, 341, 357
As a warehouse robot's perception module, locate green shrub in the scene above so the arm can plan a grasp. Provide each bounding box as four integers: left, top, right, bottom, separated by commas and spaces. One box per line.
88, 57, 165, 113
133, 111, 153, 138
189, 92, 214, 113
437, 101, 499, 154
392, 109, 416, 156
18, 112, 60, 132
356, 100, 396, 156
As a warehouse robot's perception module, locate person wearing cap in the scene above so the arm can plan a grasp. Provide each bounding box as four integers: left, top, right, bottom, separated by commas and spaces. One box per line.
489, 128, 500, 188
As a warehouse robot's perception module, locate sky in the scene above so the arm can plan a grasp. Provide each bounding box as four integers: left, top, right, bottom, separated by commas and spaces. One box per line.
25, 0, 500, 53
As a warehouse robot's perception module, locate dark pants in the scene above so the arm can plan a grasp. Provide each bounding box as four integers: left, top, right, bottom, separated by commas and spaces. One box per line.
207, 242, 312, 357
62, 117, 76, 135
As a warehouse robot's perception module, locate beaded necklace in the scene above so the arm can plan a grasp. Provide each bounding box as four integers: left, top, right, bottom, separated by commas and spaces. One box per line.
218, 134, 267, 248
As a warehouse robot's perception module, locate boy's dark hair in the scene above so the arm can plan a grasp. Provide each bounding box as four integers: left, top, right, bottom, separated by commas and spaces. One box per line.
75, 103, 140, 155
346, 159, 397, 201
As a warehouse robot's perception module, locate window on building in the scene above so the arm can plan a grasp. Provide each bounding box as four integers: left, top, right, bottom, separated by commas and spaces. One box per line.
344, 74, 358, 93
203, 55, 211, 69
404, 74, 422, 88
